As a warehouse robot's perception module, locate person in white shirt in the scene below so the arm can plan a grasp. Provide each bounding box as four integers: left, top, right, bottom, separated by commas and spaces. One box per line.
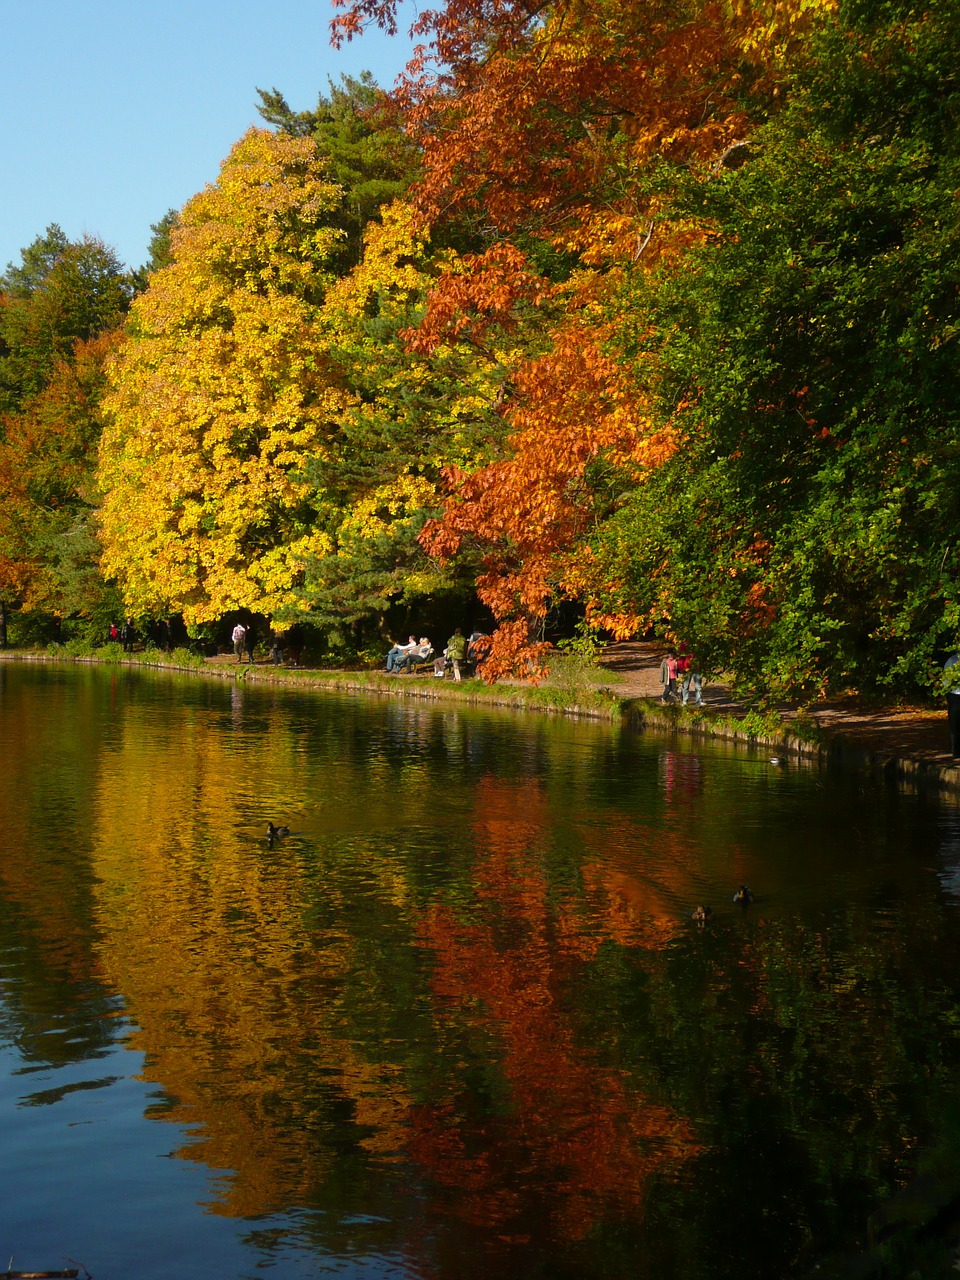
395, 637, 433, 674
385, 635, 417, 672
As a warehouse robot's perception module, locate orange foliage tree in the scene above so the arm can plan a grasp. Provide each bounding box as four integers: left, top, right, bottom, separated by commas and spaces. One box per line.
331, 0, 817, 675
418, 310, 674, 677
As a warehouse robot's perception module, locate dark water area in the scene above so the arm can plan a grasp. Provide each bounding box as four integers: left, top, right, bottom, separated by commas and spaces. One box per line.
3, 662, 960, 1279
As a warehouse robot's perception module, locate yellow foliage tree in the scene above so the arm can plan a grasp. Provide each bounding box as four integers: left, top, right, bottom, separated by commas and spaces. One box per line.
98, 128, 352, 624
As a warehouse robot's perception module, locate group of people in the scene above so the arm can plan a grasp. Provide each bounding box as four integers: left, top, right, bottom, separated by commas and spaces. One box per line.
384, 629, 486, 681
108, 619, 137, 652
657, 649, 703, 706
385, 635, 433, 673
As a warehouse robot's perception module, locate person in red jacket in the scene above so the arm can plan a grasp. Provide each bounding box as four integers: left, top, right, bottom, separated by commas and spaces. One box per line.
679, 652, 703, 706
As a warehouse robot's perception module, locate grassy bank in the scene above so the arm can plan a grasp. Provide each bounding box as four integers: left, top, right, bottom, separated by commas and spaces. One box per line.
629, 696, 826, 753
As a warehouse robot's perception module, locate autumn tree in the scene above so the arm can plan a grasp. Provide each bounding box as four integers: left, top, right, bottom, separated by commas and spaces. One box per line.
585, 0, 960, 694
327, 0, 809, 674
98, 128, 352, 626
0, 332, 126, 634
331, 0, 776, 244
330, 0, 838, 675
418, 302, 673, 678
257, 72, 419, 270
0, 229, 131, 641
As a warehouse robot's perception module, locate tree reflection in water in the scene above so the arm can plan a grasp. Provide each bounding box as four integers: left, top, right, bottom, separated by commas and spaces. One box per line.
2, 664, 960, 1279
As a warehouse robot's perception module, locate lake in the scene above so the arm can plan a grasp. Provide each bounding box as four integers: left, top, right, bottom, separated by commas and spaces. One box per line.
2, 661, 960, 1279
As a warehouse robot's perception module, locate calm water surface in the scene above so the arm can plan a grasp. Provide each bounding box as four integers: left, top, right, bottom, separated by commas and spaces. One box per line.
3, 662, 960, 1279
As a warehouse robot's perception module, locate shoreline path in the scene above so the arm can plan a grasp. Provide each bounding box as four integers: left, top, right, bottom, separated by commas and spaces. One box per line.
599, 640, 955, 773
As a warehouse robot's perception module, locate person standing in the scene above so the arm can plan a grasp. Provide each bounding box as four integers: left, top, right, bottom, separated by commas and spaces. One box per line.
232, 622, 246, 663
244, 624, 256, 665
945, 652, 960, 758
658, 649, 678, 702
121, 618, 135, 653
446, 628, 467, 682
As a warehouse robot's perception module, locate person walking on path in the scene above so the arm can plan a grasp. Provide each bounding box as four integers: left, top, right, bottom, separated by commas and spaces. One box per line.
232, 622, 246, 663
658, 649, 678, 702
680, 653, 703, 706
945, 652, 960, 757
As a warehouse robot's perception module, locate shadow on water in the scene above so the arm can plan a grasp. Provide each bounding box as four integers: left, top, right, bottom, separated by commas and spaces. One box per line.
2, 662, 960, 1278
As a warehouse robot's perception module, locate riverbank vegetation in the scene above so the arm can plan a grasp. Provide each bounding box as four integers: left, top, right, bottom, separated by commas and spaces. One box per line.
1, 0, 958, 699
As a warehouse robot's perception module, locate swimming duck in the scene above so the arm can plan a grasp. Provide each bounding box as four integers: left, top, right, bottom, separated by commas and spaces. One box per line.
266, 823, 290, 840
692, 905, 713, 925
732, 884, 754, 906
769, 756, 785, 766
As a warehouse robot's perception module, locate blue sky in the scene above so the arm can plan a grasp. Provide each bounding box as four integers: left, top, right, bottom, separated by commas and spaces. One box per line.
1, 1, 418, 275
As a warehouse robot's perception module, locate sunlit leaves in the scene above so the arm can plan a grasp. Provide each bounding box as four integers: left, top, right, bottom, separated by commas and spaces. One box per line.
98, 129, 350, 623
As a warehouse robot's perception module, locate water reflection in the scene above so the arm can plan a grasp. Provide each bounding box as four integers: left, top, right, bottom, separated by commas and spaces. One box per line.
2, 662, 960, 1279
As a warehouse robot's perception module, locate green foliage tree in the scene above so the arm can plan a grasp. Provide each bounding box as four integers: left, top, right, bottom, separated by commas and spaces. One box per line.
130, 209, 181, 292
0, 228, 131, 639
0, 228, 131, 414
257, 72, 418, 270
290, 200, 504, 635
588, 0, 960, 695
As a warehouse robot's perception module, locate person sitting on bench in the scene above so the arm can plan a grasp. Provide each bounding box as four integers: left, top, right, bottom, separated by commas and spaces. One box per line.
386, 635, 418, 672
396, 637, 434, 673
